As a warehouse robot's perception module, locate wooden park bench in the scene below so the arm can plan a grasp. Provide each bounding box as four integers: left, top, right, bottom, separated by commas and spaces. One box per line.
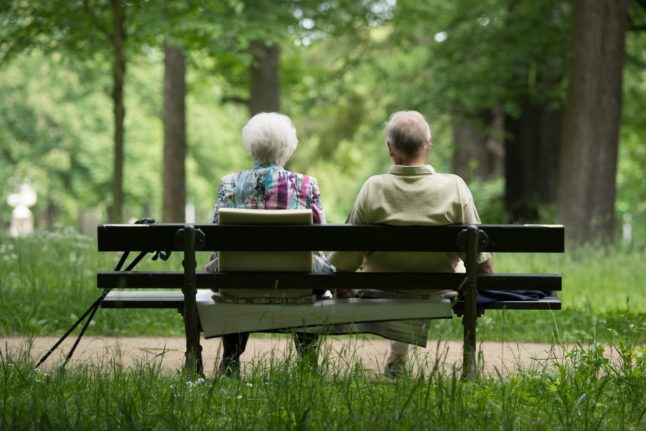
38, 213, 564, 380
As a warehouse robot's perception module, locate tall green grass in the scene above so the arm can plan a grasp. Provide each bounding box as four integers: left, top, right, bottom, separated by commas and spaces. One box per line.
1, 341, 644, 430
0, 229, 185, 336
0, 230, 645, 343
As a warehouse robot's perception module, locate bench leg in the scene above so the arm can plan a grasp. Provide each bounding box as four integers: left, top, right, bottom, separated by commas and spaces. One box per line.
461, 293, 477, 380
177, 225, 204, 377
461, 226, 480, 381
183, 304, 203, 377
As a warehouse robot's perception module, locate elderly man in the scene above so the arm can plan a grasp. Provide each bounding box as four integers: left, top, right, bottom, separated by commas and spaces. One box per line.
329, 110, 493, 377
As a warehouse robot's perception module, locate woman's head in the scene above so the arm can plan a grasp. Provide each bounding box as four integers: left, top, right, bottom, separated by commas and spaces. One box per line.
242, 112, 298, 166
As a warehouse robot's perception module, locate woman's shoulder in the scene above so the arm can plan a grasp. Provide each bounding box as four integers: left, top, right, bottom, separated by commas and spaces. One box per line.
284, 169, 318, 183
221, 168, 254, 181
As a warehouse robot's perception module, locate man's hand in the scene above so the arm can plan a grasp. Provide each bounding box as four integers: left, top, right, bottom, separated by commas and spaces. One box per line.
478, 258, 494, 274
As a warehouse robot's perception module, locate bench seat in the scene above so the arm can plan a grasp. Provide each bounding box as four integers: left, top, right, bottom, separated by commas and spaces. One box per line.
101, 289, 561, 324
102, 290, 453, 339
101, 290, 561, 312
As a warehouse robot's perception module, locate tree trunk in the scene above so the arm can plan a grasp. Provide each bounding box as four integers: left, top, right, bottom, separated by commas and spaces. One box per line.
162, 42, 187, 222
558, 0, 628, 244
452, 116, 489, 181
109, 0, 126, 223
249, 40, 280, 115
452, 108, 504, 182
505, 102, 562, 222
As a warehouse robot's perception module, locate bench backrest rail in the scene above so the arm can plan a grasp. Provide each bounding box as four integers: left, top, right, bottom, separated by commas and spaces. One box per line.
98, 224, 564, 253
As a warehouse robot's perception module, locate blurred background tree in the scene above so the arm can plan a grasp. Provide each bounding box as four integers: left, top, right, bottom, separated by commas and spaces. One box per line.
1, 0, 645, 245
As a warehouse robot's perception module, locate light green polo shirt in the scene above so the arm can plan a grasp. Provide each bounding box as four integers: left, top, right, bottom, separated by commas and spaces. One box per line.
329, 165, 491, 288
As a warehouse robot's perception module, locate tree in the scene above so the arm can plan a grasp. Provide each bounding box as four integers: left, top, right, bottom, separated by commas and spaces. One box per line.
451, 109, 504, 182
505, 103, 561, 221
386, 0, 570, 222
558, 0, 630, 244
0, 52, 114, 228
249, 40, 281, 114
162, 42, 187, 222
109, 0, 127, 223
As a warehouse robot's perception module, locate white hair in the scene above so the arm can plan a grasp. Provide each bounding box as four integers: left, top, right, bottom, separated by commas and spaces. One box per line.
385, 111, 432, 156
242, 112, 298, 166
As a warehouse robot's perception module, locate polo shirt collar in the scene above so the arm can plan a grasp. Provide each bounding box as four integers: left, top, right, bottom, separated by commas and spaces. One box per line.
388, 164, 435, 175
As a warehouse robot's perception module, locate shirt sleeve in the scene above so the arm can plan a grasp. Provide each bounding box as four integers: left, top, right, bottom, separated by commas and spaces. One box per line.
210, 175, 236, 224
456, 177, 492, 264
327, 182, 369, 271
308, 177, 326, 225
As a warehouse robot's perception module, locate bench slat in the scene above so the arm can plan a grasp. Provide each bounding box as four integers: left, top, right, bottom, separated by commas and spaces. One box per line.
100, 291, 183, 309
98, 224, 564, 253
101, 291, 562, 312
453, 297, 561, 314
476, 297, 561, 310
98, 271, 562, 292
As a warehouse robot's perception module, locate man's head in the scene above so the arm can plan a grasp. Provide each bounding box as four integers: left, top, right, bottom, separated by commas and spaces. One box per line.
242, 112, 298, 166
384, 111, 432, 164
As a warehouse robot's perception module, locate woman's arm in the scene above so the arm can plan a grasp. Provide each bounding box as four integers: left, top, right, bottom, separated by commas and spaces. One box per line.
308, 177, 326, 224
211, 175, 236, 223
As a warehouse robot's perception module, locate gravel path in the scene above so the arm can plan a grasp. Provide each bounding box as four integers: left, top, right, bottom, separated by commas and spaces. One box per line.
1, 335, 601, 377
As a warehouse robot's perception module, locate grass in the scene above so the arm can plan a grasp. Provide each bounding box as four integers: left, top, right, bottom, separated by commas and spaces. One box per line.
1, 340, 644, 430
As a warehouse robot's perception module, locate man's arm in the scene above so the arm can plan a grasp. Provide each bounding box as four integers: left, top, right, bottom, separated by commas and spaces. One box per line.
478, 258, 494, 274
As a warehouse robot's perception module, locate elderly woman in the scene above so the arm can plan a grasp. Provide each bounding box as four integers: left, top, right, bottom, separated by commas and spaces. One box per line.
207, 112, 332, 376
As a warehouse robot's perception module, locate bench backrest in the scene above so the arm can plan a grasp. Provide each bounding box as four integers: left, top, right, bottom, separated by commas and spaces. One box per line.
97, 224, 564, 293
217, 208, 313, 300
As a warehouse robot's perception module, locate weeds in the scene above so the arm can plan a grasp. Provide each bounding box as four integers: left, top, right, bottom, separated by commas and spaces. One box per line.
1, 341, 643, 430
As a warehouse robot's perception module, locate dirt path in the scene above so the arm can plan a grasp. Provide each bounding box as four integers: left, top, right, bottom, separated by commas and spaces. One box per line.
1, 335, 599, 377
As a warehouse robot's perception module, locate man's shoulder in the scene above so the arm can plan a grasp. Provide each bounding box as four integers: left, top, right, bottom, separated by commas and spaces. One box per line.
364, 172, 394, 184
434, 172, 467, 184
356, 173, 391, 192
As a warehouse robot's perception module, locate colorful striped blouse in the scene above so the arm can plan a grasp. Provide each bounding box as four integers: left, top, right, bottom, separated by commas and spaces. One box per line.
210, 164, 326, 224
206, 164, 333, 275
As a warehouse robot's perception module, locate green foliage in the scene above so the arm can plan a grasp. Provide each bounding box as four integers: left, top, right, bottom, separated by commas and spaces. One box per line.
618, 31, 646, 220
0, 0, 644, 233
0, 52, 113, 226
389, 0, 570, 116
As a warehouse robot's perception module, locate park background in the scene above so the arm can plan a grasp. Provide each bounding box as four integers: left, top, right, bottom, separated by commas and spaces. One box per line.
1, 0, 645, 242
1, 0, 645, 369
1, 1, 646, 429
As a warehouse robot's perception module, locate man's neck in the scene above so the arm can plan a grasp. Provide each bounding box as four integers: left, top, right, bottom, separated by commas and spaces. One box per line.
392, 154, 428, 166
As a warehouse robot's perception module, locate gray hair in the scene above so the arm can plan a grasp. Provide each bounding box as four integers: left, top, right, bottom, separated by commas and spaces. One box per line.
385, 111, 432, 156
242, 112, 298, 166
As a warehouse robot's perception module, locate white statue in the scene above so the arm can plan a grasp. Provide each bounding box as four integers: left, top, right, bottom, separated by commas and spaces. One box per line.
7, 183, 37, 237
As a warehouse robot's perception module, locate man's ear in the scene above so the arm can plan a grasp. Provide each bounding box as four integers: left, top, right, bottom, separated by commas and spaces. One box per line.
386, 141, 395, 157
